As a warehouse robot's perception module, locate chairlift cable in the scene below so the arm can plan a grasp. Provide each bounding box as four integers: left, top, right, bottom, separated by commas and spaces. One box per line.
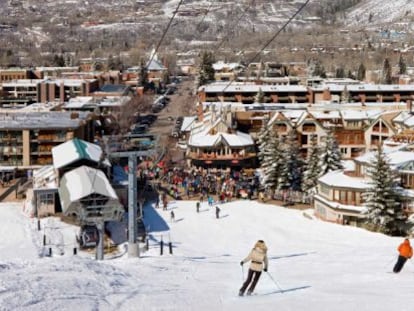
220, 0, 312, 93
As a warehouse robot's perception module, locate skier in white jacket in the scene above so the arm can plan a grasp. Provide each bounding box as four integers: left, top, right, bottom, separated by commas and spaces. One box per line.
239, 240, 269, 296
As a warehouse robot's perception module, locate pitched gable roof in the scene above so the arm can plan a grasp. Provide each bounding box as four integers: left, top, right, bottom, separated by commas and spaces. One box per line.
52, 138, 111, 170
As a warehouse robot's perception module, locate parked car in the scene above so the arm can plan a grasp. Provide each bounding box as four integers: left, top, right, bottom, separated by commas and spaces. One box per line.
131, 124, 148, 134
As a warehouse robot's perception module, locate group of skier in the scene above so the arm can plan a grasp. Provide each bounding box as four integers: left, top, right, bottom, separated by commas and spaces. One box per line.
237, 237, 413, 297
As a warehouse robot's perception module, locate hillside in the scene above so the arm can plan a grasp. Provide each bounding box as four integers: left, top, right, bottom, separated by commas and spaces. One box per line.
347, 0, 414, 27
0, 200, 413, 310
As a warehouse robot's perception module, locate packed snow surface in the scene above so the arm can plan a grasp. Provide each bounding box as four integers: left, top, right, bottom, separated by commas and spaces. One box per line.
0, 200, 413, 310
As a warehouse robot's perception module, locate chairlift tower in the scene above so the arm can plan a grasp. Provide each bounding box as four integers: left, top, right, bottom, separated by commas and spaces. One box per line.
109, 150, 157, 258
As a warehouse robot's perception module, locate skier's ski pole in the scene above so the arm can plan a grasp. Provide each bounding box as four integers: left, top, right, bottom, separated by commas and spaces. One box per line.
266, 271, 284, 293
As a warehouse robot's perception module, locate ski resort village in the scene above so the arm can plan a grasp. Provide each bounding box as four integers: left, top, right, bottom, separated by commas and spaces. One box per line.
5, 0, 414, 310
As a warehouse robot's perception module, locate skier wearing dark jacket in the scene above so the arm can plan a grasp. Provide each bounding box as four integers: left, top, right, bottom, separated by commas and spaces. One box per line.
239, 240, 269, 296
393, 238, 413, 273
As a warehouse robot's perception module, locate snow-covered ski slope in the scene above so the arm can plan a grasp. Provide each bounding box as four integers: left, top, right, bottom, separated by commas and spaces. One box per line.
0, 200, 413, 310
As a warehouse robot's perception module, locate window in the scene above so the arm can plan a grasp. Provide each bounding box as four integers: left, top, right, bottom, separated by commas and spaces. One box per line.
39, 192, 54, 205
320, 184, 330, 196
301, 135, 308, 145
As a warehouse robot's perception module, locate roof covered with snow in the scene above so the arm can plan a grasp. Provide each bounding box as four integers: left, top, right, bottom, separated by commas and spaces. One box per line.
355, 144, 414, 169
189, 130, 254, 148
319, 170, 371, 190
0, 111, 90, 130
52, 138, 111, 170
199, 82, 307, 93
58, 165, 119, 209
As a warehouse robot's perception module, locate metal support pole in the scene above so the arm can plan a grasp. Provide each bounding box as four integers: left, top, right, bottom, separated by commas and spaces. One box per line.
128, 154, 139, 258
96, 220, 104, 260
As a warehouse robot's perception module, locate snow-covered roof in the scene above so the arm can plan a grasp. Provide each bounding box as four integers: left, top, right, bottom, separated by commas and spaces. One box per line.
200, 82, 307, 93
311, 83, 414, 92
393, 112, 414, 127
59, 165, 119, 207
180, 116, 197, 132
32, 165, 58, 189
52, 138, 111, 170
2, 79, 43, 87
319, 170, 371, 190
98, 96, 131, 107
189, 128, 254, 148
311, 110, 341, 120
356, 150, 414, 169
393, 111, 411, 123
0, 111, 90, 130
64, 96, 95, 109
341, 110, 381, 120
147, 59, 166, 71
212, 61, 243, 71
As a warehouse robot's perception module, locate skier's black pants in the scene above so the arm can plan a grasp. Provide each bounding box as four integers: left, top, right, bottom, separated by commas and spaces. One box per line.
240, 269, 262, 293
393, 255, 408, 273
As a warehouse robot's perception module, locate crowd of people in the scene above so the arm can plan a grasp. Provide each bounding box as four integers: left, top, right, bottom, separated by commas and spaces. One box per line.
153, 167, 261, 203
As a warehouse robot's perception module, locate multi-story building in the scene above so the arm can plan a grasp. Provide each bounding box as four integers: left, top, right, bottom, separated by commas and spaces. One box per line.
186, 109, 256, 169
0, 79, 40, 107
314, 139, 414, 226
198, 82, 309, 104
0, 68, 33, 83
0, 111, 94, 167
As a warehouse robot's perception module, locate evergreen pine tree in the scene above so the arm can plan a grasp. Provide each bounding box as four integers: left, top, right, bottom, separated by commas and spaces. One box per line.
302, 135, 321, 194
363, 146, 409, 236
341, 85, 350, 103
357, 63, 366, 81
139, 58, 148, 88
382, 58, 392, 84
335, 67, 345, 78
347, 69, 355, 80
398, 54, 407, 75
278, 129, 303, 191
257, 122, 271, 163
319, 129, 343, 176
198, 51, 215, 87
255, 88, 265, 103
262, 134, 283, 190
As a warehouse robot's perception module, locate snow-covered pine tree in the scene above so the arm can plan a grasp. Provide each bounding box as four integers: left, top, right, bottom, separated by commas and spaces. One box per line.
341, 85, 350, 103
257, 121, 271, 161
278, 129, 303, 191
319, 129, 343, 176
197, 51, 215, 88
302, 134, 321, 194
261, 134, 283, 190
255, 88, 265, 104
363, 146, 409, 236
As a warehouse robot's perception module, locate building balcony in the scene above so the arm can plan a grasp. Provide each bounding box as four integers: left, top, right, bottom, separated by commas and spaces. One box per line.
371, 127, 389, 134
